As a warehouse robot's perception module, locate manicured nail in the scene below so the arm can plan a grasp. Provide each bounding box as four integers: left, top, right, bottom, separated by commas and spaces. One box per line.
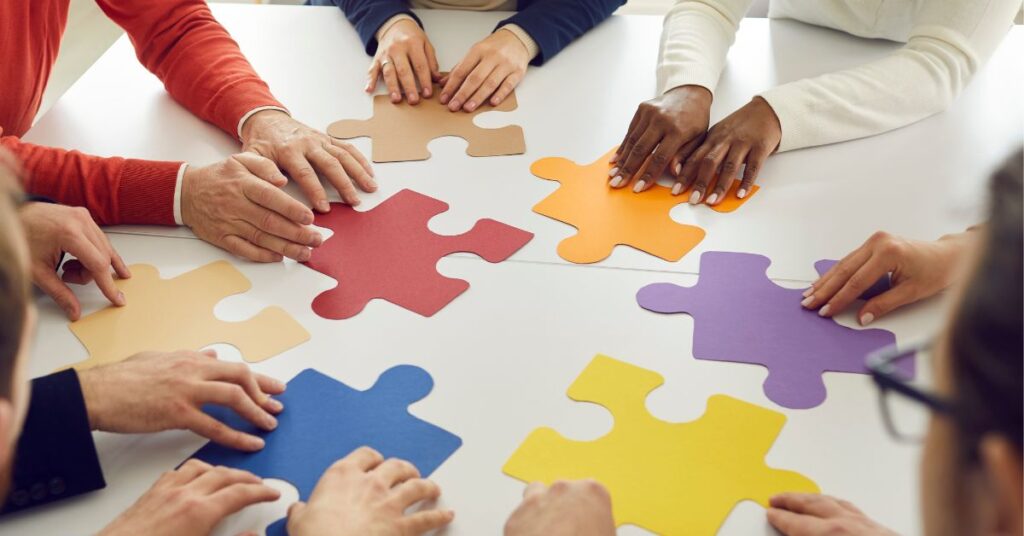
608, 166, 619, 177
116, 291, 126, 306
609, 176, 624, 188
674, 163, 682, 175
633, 180, 646, 193
672, 183, 683, 196
737, 188, 747, 199
818, 304, 831, 317
706, 193, 718, 205
317, 201, 330, 212
860, 313, 875, 326
609, 153, 619, 163
800, 295, 814, 307
802, 287, 813, 298
689, 191, 701, 205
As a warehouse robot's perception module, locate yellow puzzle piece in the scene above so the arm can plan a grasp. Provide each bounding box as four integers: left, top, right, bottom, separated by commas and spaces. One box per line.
68, 261, 310, 369
531, 148, 758, 264
503, 355, 818, 535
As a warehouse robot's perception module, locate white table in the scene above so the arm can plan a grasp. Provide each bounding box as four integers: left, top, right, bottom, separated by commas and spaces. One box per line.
4, 4, 1021, 535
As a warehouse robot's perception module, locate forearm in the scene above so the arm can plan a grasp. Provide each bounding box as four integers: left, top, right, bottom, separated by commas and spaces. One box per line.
657, 0, 750, 95
325, 0, 419, 55
499, 0, 624, 65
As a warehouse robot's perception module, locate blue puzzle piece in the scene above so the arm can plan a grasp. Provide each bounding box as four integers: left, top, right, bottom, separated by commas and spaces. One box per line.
186, 366, 462, 534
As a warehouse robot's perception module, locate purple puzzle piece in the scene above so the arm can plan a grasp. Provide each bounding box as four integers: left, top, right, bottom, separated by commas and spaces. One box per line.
814, 260, 892, 300
636, 252, 901, 409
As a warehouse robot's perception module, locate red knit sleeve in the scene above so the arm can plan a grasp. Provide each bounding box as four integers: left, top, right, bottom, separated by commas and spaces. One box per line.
2, 134, 179, 226
95, 0, 286, 139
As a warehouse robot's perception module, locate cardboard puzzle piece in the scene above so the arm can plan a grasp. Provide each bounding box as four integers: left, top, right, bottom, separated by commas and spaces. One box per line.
189, 366, 463, 536
814, 259, 892, 300
531, 148, 758, 264
303, 189, 533, 319
636, 252, 902, 409
504, 354, 818, 536
68, 262, 309, 369
327, 83, 525, 162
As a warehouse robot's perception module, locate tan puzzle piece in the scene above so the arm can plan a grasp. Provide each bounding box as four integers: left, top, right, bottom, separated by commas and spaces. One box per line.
67, 261, 310, 369
327, 85, 525, 163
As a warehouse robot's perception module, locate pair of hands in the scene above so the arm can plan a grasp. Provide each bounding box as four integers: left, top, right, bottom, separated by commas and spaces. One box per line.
368, 19, 530, 112
612, 85, 780, 206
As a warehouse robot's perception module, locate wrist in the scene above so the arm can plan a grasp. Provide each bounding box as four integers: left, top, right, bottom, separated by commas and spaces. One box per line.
180, 165, 200, 228
77, 368, 105, 431
666, 84, 712, 103
239, 109, 290, 144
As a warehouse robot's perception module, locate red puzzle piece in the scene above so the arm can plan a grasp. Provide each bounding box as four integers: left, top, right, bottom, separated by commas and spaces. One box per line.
304, 189, 533, 319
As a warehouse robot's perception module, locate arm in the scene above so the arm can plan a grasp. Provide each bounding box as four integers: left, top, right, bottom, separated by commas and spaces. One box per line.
759, 0, 1020, 152
499, 0, 626, 66
309, 0, 420, 56
656, 0, 752, 95
1, 369, 105, 514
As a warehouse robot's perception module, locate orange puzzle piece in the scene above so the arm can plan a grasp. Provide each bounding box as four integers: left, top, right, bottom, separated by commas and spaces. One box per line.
67, 262, 310, 370
530, 148, 758, 264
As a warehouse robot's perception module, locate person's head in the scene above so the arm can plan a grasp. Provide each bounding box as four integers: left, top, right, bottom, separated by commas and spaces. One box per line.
921, 149, 1023, 536
0, 150, 34, 499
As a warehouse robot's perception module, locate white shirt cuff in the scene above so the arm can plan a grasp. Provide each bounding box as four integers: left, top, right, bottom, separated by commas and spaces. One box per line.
173, 163, 188, 226
236, 106, 290, 140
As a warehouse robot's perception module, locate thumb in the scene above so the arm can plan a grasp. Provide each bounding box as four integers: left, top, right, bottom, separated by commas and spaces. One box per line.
858, 283, 920, 326
288, 500, 307, 519
34, 266, 82, 320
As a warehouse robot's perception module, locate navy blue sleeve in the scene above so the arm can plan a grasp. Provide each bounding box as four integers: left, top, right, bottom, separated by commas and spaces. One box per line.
307, 0, 421, 56
498, 0, 625, 65
1, 370, 105, 514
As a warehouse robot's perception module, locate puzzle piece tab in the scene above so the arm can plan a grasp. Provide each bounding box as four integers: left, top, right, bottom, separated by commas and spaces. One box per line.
327, 84, 525, 162
303, 189, 533, 319
68, 262, 309, 369
504, 354, 818, 536
636, 252, 901, 409
531, 148, 758, 264
190, 366, 462, 529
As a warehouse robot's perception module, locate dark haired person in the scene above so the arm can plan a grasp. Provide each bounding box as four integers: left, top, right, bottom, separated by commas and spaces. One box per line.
501, 150, 1024, 535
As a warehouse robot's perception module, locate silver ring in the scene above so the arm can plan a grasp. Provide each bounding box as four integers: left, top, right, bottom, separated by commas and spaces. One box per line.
380, 58, 392, 68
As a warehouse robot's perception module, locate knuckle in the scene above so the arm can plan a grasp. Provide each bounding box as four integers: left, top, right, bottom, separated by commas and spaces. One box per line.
550, 480, 570, 493
869, 230, 892, 244
650, 153, 667, 167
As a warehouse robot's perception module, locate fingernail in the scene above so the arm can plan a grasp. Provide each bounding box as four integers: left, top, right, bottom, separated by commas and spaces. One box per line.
268, 399, 284, 412
860, 312, 875, 326
116, 291, 126, 306
802, 287, 813, 298
423, 88, 431, 97
440, 93, 449, 103
317, 201, 330, 212
609, 153, 619, 163
298, 249, 311, 262
271, 379, 286, 391
265, 415, 278, 429
706, 193, 718, 205
466, 101, 477, 111
251, 437, 266, 449
449, 100, 460, 110
689, 191, 701, 205
672, 183, 683, 196
737, 188, 747, 199
391, 92, 400, 101
818, 304, 831, 317
368, 178, 378, 189
609, 176, 624, 188
674, 163, 682, 175
800, 295, 814, 307
608, 167, 619, 177
633, 180, 646, 193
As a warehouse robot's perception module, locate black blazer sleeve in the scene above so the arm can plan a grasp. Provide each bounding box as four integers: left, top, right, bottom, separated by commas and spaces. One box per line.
1, 369, 105, 514
307, 0, 421, 56
500, 0, 625, 65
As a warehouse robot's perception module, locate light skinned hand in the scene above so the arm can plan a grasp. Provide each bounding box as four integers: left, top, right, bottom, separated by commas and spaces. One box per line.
241, 109, 376, 211
77, 349, 286, 452
368, 19, 441, 104
286, 447, 454, 536
18, 202, 131, 320
803, 230, 972, 325
99, 459, 280, 536
610, 85, 712, 194
679, 96, 781, 206
504, 480, 616, 536
767, 493, 897, 536
440, 29, 530, 113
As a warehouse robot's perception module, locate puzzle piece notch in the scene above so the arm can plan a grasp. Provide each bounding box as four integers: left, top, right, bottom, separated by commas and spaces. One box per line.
67, 261, 309, 369
304, 189, 533, 319
327, 84, 525, 162
636, 252, 900, 409
503, 355, 819, 536
530, 148, 758, 264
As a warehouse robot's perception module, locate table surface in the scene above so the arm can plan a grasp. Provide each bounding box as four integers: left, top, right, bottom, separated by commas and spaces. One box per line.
5, 4, 1022, 535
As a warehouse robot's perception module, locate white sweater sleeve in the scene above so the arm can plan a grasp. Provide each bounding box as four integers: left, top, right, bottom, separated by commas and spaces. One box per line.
657, 0, 753, 96
760, 0, 1020, 152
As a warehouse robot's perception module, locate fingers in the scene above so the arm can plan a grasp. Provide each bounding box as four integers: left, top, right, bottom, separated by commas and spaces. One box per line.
220, 235, 282, 263
613, 129, 662, 191
381, 59, 402, 103
688, 143, 727, 205
337, 446, 385, 472
234, 152, 288, 188
201, 382, 278, 432
737, 144, 770, 199
255, 373, 287, 397
175, 459, 213, 484
399, 508, 454, 534
670, 136, 706, 195
272, 149, 331, 213
331, 139, 374, 179
186, 410, 265, 452
449, 62, 496, 112
308, 149, 361, 207
523, 481, 547, 498
365, 59, 381, 93
489, 71, 521, 106
817, 255, 890, 318
425, 41, 441, 81
464, 66, 508, 112
858, 284, 918, 326
238, 162, 317, 225
374, 458, 420, 487
770, 493, 845, 517
392, 54, 421, 104
677, 142, 710, 194
440, 51, 478, 107
707, 145, 749, 206
408, 44, 433, 98
202, 360, 284, 414
209, 483, 281, 518
766, 507, 820, 536
803, 246, 873, 315
392, 478, 441, 508
65, 234, 125, 308
190, 465, 261, 494
636, 137, 683, 193
33, 265, 83, 320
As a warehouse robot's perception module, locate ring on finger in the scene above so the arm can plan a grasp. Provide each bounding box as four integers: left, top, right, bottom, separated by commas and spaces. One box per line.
380, 57, 392, 68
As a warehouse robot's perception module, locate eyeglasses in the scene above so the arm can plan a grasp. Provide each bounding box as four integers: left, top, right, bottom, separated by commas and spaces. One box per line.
867, 338, 959, 443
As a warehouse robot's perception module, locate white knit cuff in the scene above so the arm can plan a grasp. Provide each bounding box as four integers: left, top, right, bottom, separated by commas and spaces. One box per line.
236, 106, 290, 140
173, 163, 188, 226
657, 65, 722, 97
757, 86, 808, 153
498, 24, 540, 61
376, 14, 417, 41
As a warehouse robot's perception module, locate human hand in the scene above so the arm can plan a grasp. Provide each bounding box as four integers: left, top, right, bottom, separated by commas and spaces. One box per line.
610, 85, 712, 194
802, 230, 971, 325
286, 447, 454, 536
180, 152, 324, 263
369, 18, 440, 104
77, 349, 286, 452
99, 459, 280, 536
241, 110, 376, 210
439, 29, 530, 112
767, 493, 897, 536
18, 202, 131, 320
679, 96, 781, 206
504, 480, 616, 536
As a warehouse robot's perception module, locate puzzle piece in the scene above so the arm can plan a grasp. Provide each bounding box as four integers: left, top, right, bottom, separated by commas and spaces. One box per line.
190, 366, 463, 535
327, 84, 525, 162
504, 354, 818, 535
531, 148, 758, 264
68, 262, 309, 369
303, 189, 533, 319
636, 252, 902, 409
814, 259, 892, 300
